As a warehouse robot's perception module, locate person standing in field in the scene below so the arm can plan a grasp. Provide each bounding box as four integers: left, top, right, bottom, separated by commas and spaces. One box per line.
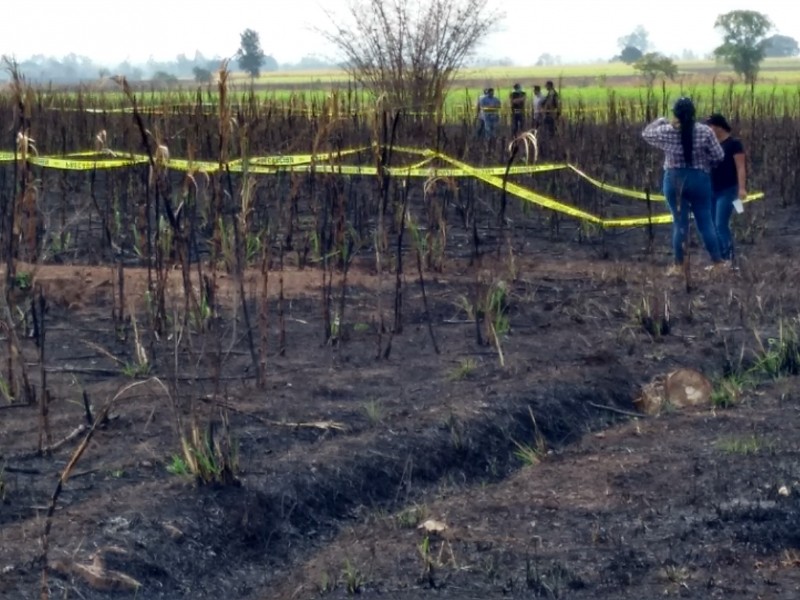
705, 113, 747, 261
478, 88, 502, 138
509, 83, 527, 136
532, 85, 545, 129
642, 97, 727, 274
475, 88, 488, 137
542, 81, 560, 134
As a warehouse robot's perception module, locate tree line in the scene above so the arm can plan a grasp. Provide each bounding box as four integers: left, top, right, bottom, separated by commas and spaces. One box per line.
614, 12, 798, 86
0, 38, 336, 85
2, 3, 795, 97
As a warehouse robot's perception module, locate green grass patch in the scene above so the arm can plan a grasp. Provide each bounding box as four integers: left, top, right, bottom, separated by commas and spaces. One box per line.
449, 358, 478, 381
36, 57, 800, 114
715, 434, 774, 455
241, 57, 800, 86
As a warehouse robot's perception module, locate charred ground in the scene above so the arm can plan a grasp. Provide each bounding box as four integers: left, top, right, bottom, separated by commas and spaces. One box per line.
1, 85, 799, 599
1, 202, 798, 598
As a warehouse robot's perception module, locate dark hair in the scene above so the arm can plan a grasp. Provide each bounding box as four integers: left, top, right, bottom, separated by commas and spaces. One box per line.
533, 85, 541, 92
673, 97, 696, 165
705, 113, 732, 132
546, 80, 554, 87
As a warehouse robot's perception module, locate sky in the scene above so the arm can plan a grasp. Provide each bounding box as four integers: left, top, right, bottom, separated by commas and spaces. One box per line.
1, 0, 798, 67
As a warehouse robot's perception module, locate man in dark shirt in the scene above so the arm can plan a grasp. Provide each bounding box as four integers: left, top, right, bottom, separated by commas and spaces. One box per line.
706, 113, 746, 261
509, 83, 527, 136
542, 80, 560, 133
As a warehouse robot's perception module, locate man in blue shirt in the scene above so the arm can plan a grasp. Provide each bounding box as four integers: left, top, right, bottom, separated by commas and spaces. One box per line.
478, 88, 501, 138
474, 88, 488, 137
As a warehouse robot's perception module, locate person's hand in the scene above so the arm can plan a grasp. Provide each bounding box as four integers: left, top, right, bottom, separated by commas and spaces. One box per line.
739, 188, 747, 200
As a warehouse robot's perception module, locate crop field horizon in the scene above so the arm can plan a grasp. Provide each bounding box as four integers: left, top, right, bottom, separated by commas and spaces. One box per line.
240, 57, 800, 85
11, 57, 799, 123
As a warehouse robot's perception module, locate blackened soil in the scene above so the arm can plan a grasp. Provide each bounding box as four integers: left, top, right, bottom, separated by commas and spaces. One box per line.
1, 193, 800, 600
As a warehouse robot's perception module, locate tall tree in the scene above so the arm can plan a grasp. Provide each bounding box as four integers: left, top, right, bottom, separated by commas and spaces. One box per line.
618, 46, 643, 64
237, 29, 266, 78
713, 10, 773, 86
633, 53, 678, 86
617, 26, 651, 53
193, 66, 213, 83
320, 0, 502, 111
763, 34, 800, 58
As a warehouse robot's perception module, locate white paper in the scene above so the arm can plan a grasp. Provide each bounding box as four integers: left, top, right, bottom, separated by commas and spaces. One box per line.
732, 199, 744, 214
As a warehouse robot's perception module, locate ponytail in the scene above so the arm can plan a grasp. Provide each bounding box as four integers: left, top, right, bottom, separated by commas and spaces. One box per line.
672, 97, 696, 166
679, 114, 695, 166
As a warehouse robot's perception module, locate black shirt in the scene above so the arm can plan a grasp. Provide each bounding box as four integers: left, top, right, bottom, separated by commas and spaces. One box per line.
711, 136, 744, 192
510, 91, 526, 112
543, 91, 560, 119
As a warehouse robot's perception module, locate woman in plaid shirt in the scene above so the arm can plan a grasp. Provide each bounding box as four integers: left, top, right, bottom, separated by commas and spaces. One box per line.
642, 97, 726, 273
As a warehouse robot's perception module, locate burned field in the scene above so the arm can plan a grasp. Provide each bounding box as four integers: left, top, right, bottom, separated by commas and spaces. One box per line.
1, 81, 800, 599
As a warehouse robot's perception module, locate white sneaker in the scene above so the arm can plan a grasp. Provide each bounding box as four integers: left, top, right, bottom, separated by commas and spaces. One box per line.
666, 264, 682, 276
706, 261, 732, 275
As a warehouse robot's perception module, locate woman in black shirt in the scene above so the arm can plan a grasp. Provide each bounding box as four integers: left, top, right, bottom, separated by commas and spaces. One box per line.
705, 114, 747, 261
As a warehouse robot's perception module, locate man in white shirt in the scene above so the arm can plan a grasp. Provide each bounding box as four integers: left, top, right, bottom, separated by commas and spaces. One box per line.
532, 85, 545, 129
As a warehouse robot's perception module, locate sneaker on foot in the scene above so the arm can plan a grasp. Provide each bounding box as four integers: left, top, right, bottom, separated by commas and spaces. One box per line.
666, 264, 682, 276
707, 261, 732, 275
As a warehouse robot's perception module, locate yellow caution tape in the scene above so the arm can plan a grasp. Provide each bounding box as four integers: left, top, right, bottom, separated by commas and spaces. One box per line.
232, 162, 569, 177
602, 214, 675, 227
374, 145, 427, 157
568, 164, 665, 201
437, 152, 603, 224
48, 105, 627, 119
163, 158, 220, 172
65, 150, 116, 157
433, 151, 765, 227
1, 144, 766, 227
404, 157, 435, 170
28, 156, 147, 170
568, 164, 766, 204
248, 147, 367, 167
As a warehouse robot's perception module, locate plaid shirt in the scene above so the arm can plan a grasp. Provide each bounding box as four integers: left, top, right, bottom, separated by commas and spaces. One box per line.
642, 117, 724, 173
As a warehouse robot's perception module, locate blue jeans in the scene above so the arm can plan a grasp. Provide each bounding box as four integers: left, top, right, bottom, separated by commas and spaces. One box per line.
663, 168, 722, 264
483, 117, 499, 138
512, 112, 524, 136
475, 118, 485, 138
712, 185, 737, 260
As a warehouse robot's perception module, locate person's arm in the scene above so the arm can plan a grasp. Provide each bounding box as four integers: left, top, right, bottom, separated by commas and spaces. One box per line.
641, 117, 673, 150
707, 130, 725, 164
734, 146, 747, 199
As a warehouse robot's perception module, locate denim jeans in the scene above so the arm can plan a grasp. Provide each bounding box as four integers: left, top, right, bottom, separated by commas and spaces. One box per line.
483, 117, 499, 138
712, 185, 737, 260
475, 118, 485, 138
663, 168, 722, 264
512, 112, 524, 136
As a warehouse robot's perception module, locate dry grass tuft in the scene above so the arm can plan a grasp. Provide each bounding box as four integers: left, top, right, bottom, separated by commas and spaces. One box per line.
508, 130, 538, 164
